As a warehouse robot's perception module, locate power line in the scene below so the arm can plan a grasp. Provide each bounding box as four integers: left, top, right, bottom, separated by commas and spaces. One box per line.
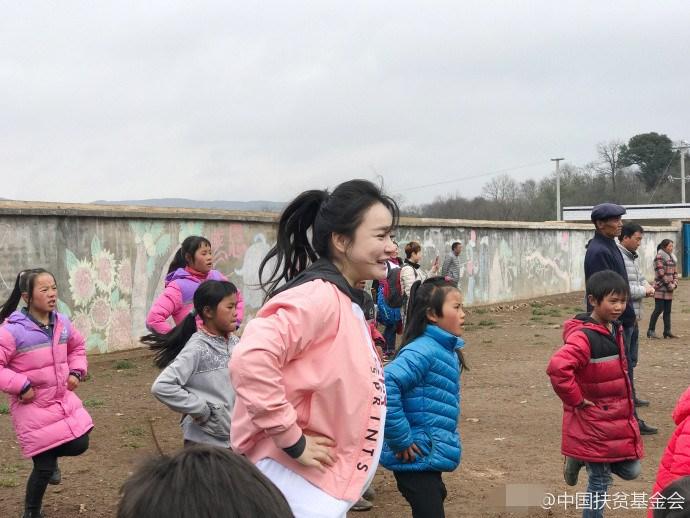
394, 160, 551, 193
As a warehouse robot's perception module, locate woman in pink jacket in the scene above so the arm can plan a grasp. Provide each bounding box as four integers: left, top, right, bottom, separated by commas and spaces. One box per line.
230, 179, 398, 518
146, 235, 244, 333
0, 269, 93, 518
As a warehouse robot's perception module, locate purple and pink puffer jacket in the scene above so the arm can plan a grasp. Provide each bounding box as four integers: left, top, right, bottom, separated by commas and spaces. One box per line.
146, 267, 245, 334
0, 311, 93, 458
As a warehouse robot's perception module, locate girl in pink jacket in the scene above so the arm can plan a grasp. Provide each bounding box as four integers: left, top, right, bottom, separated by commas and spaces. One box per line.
146, 235, 244, 333
0, 269, 93, 518
230, 179, 399, 518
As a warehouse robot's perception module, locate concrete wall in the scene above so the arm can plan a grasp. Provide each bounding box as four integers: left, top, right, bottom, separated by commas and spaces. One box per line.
0, 201, 679, 353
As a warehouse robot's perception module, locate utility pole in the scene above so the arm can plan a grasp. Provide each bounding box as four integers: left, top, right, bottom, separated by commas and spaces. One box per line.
673, 141, 689, 204
551, 158, 565, 220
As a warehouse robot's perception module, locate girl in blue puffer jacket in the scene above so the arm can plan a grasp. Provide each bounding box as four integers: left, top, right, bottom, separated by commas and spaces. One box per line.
382, 276, 467, 518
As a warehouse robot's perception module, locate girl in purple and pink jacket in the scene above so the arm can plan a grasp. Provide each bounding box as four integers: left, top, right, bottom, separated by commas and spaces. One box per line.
0, 269, 93, 518
146, 235, 245, 334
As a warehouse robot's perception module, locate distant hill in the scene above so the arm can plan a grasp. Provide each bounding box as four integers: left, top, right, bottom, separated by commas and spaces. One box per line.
93, 198, 285, 212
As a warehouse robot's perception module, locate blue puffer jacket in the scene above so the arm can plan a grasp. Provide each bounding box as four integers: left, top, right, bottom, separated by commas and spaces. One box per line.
381, 325, 463, 472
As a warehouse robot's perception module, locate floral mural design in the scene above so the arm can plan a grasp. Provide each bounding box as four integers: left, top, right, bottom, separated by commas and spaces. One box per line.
63, 235, 136, 353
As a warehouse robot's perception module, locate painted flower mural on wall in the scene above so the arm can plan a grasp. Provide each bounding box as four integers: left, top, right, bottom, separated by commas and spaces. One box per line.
63, 235, 136, 353
68, 259, 97, 307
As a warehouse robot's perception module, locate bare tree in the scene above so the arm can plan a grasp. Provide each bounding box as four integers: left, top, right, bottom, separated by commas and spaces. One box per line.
596, 140, 624, 191
482, 174, 518, 219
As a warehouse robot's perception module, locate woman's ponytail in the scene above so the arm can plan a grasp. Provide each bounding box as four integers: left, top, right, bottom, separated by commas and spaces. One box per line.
258, 190, 328, 298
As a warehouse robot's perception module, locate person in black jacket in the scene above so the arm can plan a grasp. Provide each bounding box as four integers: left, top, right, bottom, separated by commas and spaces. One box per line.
583, 203, 657, 435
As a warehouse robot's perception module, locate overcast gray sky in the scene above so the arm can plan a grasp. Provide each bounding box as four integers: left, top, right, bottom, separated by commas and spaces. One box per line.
2, 1, 689, 206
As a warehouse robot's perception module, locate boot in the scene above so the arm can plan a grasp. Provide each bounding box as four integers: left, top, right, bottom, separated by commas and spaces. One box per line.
563, 456, 584, 486
634, 398, 650, 407
663, 333, 679, 339
22, 510, 45, 518
638, 419, 658, 435
646, 330, 659, 339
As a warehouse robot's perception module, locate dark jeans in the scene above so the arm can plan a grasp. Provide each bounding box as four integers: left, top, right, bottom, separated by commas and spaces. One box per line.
394, 471, 447, 518
622, 324, 639, 412
25, 432, 90, 512
383, 324, 397, 355
648, 299, 673, 335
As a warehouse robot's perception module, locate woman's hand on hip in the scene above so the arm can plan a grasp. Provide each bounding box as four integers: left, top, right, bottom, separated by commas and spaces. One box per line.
296, 434, 336, 472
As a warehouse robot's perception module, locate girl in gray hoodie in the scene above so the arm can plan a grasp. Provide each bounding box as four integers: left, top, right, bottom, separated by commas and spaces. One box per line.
143, 280, 239, 448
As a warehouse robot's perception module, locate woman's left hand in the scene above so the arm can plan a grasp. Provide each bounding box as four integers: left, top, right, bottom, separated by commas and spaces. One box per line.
67, 375, 80, 391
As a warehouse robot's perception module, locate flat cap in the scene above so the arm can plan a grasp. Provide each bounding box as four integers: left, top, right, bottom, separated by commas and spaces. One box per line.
590, 203, 626, 222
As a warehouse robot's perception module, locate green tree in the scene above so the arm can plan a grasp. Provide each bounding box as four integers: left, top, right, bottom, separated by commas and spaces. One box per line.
619, 132, 675, 190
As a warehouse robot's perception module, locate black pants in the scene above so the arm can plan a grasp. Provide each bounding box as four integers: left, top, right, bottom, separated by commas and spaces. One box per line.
394, 471, 447, 518
648, 299, 673, 335
25, 432, 90, 512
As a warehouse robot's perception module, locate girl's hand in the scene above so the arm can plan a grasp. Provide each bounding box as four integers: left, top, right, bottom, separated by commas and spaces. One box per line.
395, 443, 422, 463
296, 434, 336, 472
67, 375, 80, 391
19, 387, 35, 404
578, 399, 595, 409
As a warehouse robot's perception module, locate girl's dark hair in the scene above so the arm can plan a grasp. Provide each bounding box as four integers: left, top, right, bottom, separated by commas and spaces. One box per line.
168, 236, 212, 274
586, 270, 629, 303
658, 239, 673, 252
402, 276, 468, 371
117, 445, 294, 518
258, 179, 399, 297
0, 268, 56, 324
404, 241, 421, 259
141, 280, 237, 369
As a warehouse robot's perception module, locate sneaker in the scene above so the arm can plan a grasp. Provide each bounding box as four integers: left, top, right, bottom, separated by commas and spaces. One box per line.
638, 420, 658, 435
48, 466, 61, 485
563, 456, 584, 486
351, 497, 373, 512
362, 486, 376, 501
634, 398, 650, 407
647, 330, 659, 339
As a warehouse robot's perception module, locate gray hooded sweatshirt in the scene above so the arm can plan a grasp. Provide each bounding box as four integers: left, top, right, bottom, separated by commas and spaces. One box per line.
152, 330, 238, 447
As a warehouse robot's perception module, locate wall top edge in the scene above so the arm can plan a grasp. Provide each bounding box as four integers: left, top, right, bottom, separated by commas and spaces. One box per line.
0, 201, 679, 231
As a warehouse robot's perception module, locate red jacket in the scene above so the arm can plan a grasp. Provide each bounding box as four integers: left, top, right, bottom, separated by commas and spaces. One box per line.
650, 386, 690, 514
546, 315, 643, 463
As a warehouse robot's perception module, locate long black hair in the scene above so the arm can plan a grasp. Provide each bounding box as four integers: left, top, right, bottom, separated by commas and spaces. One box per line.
0, 268, 56, 324
258, 179, 399, 298
402, 276, 468, 371
141, 280, 237, 368
168, 236, 212, 274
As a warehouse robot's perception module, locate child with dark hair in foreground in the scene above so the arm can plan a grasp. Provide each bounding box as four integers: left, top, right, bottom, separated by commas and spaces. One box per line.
117, 445, 294, 518
547, 270, 643, 518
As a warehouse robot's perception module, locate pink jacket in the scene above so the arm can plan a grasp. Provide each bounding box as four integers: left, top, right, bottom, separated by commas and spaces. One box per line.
649, 386, 690, 516
0, 311, 93, 457
146, 267, 245, 334
230, 280, 385, 502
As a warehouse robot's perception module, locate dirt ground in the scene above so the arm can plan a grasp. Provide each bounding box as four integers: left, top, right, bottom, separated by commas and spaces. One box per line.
2, 282, 690, 517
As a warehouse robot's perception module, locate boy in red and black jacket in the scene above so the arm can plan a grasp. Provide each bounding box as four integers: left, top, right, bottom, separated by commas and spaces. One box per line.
547, 270, 643, 518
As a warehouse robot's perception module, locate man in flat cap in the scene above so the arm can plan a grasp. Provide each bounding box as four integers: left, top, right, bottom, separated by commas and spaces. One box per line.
583, 202, 657, 435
